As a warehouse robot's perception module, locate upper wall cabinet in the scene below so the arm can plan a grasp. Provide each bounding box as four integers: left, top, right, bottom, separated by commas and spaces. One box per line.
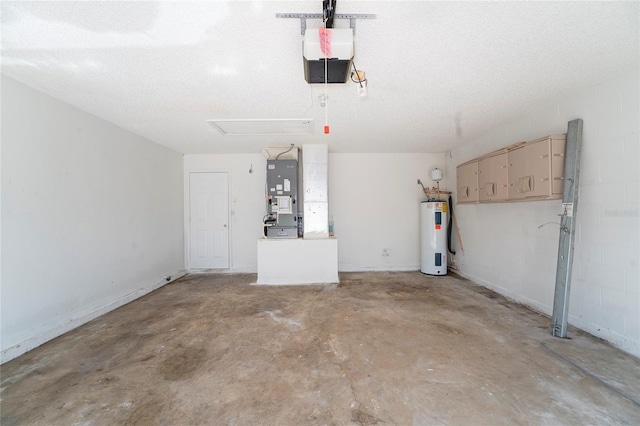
508, 135, 566, 200
478, 152, 509, 202
456, 160, 479, 203
457, 134, 566, 204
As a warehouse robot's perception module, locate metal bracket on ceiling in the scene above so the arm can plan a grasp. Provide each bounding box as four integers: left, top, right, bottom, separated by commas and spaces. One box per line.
276, 13, 376, 35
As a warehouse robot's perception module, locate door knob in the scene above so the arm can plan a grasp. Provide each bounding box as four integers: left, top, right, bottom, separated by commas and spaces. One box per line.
224, 224, 227, 227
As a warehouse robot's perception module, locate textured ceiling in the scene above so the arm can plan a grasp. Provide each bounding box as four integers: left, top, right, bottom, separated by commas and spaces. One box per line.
2, 1, 638, 154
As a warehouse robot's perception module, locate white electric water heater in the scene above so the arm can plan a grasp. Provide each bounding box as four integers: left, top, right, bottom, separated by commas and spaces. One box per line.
421, 201, 448, 275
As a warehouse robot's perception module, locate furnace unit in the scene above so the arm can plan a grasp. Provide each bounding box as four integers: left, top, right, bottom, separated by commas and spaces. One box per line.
421, 201, 448, 275
264, 159, 298, 239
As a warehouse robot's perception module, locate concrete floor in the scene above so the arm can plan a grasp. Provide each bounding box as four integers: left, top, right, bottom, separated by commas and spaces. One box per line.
1, 272, 639, 425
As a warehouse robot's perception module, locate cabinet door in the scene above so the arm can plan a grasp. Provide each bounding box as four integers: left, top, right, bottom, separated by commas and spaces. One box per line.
494, 153, 509, 200
551, 138, 566, 195
525, 139, 552, 198
508, 140, 553, 199
478, 157, 492, 202
479, 153, 508, 202
456, 161, 479, 203
508, 146, 527, 199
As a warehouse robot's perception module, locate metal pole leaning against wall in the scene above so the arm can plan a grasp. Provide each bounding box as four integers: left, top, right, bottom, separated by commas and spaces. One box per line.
551, 118, 583, 338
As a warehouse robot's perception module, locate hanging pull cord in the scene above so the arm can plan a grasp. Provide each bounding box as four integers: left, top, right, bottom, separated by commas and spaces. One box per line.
324, 50, 328, 130
323, 21, 329, 134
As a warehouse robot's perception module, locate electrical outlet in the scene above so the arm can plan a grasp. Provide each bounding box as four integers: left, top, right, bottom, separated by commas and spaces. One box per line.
382, 248, 390, 257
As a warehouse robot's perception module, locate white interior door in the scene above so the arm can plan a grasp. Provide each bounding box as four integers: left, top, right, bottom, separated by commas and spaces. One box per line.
189, 172, 229, 269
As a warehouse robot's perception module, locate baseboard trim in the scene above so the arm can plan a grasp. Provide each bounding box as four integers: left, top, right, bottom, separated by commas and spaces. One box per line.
1, 268, 187, 364
454, 269, 640, 358
338, 266, 420, 272
567, 315, 640, 358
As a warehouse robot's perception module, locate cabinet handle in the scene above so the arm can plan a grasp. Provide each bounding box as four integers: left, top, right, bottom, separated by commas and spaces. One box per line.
540, 154, 549, 158
484, 182, 496, 196
518, 175, 534, 193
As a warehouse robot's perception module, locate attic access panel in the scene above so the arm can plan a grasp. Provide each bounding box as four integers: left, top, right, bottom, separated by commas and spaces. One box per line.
207, 119, 314, 135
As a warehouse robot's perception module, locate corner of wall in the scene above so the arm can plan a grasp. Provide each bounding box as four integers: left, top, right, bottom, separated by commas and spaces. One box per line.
1, 269, 187, 364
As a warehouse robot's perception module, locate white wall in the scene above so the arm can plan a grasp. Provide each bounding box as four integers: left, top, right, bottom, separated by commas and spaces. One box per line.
1, 76, 185, 362
329, 153, 446, 271
185, 152, 446, 273
184, 154, 267, 272
446, 66, 639, 356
